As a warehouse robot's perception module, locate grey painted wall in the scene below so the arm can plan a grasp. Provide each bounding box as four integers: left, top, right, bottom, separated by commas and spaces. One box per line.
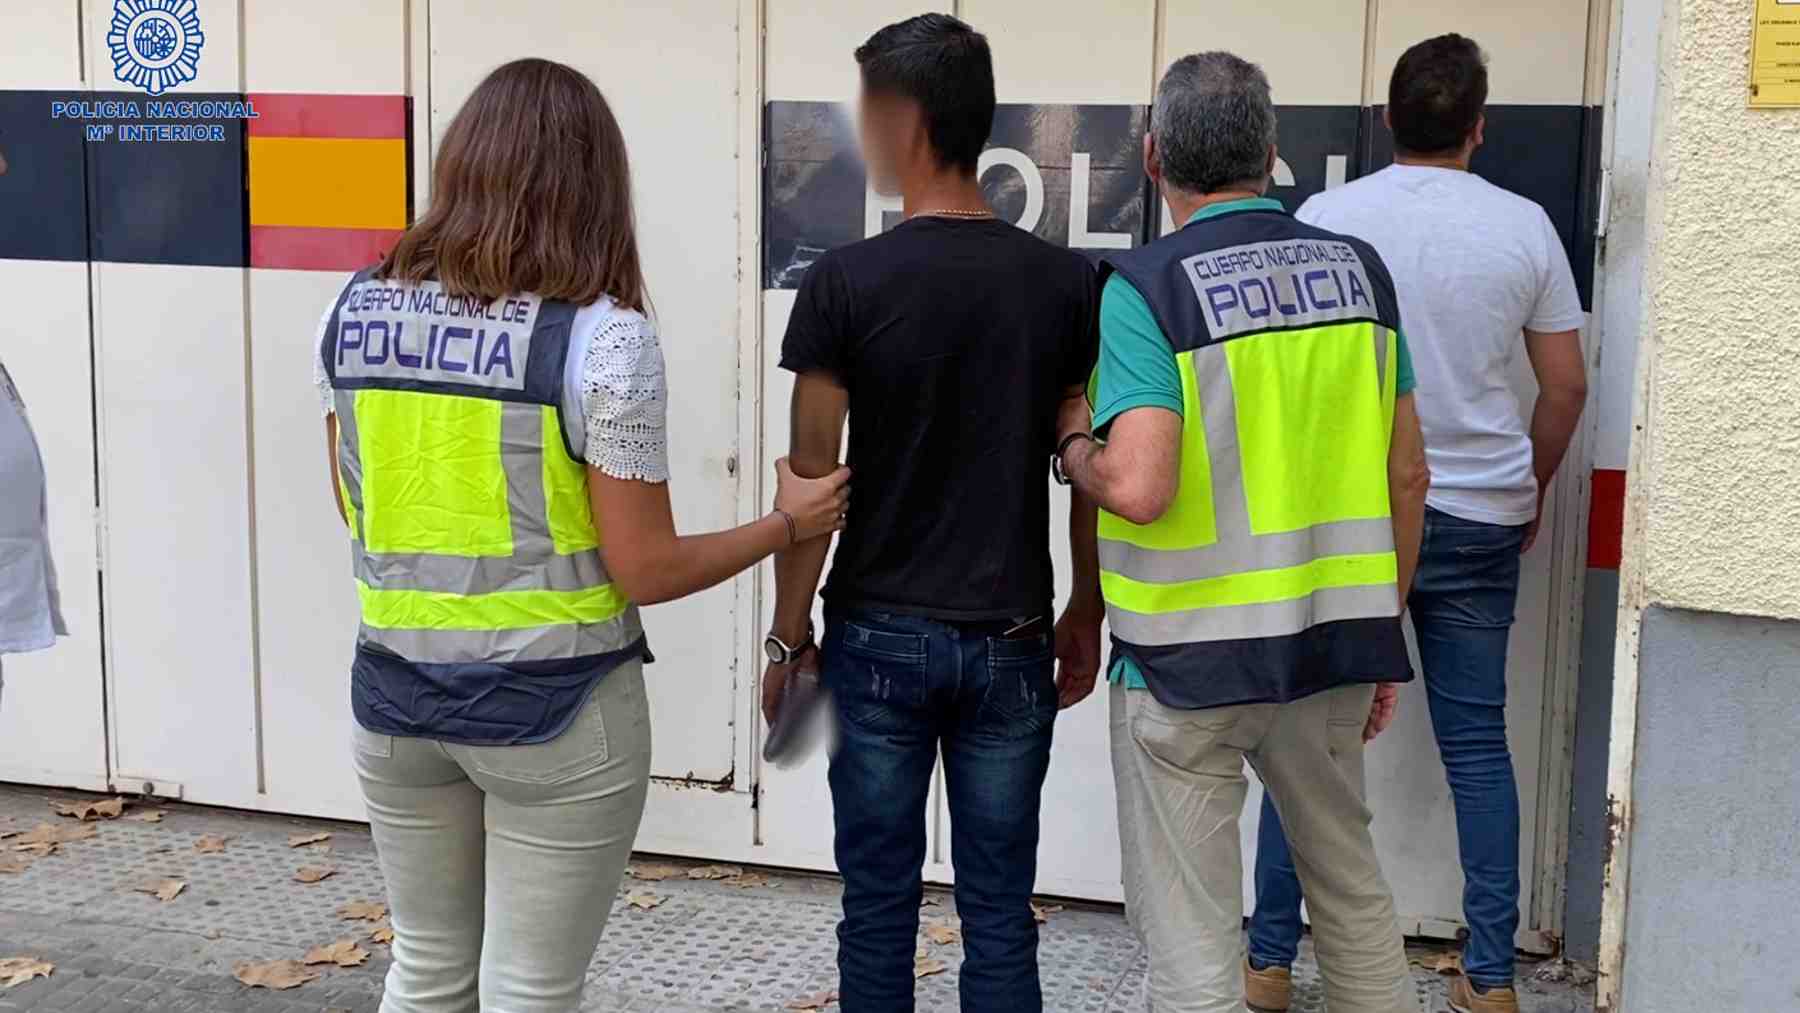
1563, 568, 1619, 962
1620, 606, 1800, 1011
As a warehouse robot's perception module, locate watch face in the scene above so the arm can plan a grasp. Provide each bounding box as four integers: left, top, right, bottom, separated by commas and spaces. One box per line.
763, 637, 785, 663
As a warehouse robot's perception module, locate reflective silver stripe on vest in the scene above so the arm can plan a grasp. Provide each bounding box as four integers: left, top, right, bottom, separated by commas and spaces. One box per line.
1373, 323, 1391, 397
1107, 585, 1399, 647
1098, 517, 1394, 583
358, 607, 644, 665
333, 390, 365, 543
351, 543, 607, 594
1102, 327, 1400, 644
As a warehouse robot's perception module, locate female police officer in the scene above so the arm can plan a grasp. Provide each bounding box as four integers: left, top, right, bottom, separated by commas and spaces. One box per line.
312, 59, 847, 1012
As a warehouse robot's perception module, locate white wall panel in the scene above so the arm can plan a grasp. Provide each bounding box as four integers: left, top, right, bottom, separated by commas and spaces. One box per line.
431, 1, 745, 782
94, 263, 258, 805
0, 3, 83, 88
1163, 1, 1368, 105
766, 0, 949, 102
965, 0, 1154, 104
244, 0, 406, 94
0, 260, 108, 791
248, 269, 364, 818
242, 0, 410, 821
1375, 0, 1589, 105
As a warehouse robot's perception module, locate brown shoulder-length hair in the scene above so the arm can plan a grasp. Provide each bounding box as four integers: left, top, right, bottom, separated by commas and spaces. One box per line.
377, 58, 646, 310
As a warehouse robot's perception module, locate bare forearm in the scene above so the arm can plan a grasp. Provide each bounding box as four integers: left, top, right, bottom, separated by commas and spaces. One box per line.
627, 514, 789, 605
1063, 439, 1152, 524
771, 535, 831, 643
1529, 388, 1586, 492
1390, 478, 1426, 603
1068, 487, 1102, 611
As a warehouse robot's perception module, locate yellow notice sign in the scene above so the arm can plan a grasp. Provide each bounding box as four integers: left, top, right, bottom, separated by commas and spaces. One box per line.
1751, 0, 1800, 106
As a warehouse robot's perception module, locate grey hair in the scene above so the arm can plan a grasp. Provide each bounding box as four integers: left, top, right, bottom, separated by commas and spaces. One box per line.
1152, 52, 1277, 195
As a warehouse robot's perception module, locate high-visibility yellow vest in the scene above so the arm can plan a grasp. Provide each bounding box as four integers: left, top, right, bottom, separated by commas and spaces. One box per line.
322, 268, 643, 738
1098, 205, 1410, 708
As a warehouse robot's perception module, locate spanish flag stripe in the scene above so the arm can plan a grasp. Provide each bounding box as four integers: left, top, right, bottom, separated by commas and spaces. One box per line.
249, 136, 408, 231
246, 93, 407, 140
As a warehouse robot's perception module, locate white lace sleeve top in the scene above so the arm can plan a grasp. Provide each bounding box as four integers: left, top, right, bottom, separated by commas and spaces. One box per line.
313, 292, 670, 483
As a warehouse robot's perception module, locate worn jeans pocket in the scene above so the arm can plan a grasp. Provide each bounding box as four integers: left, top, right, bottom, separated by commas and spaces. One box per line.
462, 682, 612, 786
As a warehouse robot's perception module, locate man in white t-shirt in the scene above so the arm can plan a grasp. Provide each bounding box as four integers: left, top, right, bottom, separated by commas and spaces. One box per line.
1241, 34, 1587, 1013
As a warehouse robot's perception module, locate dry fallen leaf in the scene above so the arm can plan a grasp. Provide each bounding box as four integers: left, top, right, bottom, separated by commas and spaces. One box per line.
687, 864, 743, 880
302, 939, 370, 968
338, 900, 388, 922
624, 891, 664, 910
785, 990, 839, 1009
0, 854, 29, 875
914, 954, 948, 979
288, 832, 332, 848
133, 878, 186, 902
366, 921, 395, 945
194, 834, 230, 854
920, 896, 941, 908
727, 871, 773, 889
12, 842, 54, 857
52, 798, 125, 821
294, 866, 337, 884
1031, 902, 1063, 923
13, 822, 96, 848
0, 957, 53, 989
692, 862, 738, 881
123, 810, 165, 823
1430, 952, 1463, 975
626, 862, 682, 881
234, 959, 319, 990
923, 921, 961, 946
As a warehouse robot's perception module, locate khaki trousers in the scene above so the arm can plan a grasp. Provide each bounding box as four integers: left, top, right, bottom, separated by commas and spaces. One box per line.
1110, 682, 1418, 1013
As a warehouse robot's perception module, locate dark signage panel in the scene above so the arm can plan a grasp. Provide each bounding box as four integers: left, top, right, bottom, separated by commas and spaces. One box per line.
763, 100, 1596, 308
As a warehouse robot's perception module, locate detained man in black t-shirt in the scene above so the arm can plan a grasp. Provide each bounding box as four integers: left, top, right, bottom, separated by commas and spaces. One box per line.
760, 13, 1103, 1013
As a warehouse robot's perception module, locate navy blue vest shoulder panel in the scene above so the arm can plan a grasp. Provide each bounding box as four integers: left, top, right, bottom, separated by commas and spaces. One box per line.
1100, 208, 1402, 355
321, 268, 579, 409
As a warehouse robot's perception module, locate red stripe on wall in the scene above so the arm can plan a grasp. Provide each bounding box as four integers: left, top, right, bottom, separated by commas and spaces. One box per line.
247, 93, 407, 139
1588, 468, 1626, 570
251, 225, 403, 272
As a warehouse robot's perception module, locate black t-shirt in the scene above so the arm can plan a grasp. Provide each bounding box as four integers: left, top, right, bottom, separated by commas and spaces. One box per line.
780, 216, 1100, 621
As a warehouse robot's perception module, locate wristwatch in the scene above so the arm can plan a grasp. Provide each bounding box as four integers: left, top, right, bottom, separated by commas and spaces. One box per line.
1053, 431, 1095, 486
763, 621, 816, 665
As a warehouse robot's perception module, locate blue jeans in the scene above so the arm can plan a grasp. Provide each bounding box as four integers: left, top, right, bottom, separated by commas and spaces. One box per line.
822, 608, 1058, 1013
1249, 507, 1527, 989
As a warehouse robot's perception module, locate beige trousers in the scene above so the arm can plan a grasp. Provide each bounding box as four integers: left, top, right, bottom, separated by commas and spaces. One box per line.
1110, 682, 1418, 1013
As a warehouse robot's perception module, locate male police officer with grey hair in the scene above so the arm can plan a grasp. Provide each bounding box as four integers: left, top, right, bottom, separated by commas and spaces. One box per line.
1054, 51, 1429, 1012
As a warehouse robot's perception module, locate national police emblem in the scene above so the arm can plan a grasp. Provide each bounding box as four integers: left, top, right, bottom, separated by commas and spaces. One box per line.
106, 0, 205, 96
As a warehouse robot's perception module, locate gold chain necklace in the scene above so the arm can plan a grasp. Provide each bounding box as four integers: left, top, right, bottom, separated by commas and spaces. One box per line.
912, 207, 995, 220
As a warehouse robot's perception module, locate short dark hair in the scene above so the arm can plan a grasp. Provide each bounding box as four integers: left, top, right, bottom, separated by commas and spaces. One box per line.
1388, 34, 1488, 156
855, 14, 995, 173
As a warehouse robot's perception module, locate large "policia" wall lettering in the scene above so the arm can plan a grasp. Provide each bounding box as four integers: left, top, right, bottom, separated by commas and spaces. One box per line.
764, 100, 1600, 310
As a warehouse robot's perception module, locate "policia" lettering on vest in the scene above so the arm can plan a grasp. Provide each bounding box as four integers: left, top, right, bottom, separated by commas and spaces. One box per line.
332, 280, 543, 393
1180, 238, 1376, 340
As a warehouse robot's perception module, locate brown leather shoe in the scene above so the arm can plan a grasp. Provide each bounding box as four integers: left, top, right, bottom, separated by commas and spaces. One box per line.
1448, 973, 1520, 1012
1244, 958, 1292, 1011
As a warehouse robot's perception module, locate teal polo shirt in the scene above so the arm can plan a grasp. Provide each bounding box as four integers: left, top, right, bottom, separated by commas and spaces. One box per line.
1093, 197, 1417, 690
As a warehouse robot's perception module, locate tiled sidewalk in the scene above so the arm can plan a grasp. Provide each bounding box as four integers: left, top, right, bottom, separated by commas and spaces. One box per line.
0, 786, 1594, 1012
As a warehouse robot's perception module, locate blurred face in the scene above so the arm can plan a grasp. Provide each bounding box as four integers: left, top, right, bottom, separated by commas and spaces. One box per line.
856, 87, 915, 197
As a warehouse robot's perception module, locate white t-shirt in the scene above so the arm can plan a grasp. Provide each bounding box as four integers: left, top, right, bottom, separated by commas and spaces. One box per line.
1297, 164, 1586, 525
313, 292, 670, 483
